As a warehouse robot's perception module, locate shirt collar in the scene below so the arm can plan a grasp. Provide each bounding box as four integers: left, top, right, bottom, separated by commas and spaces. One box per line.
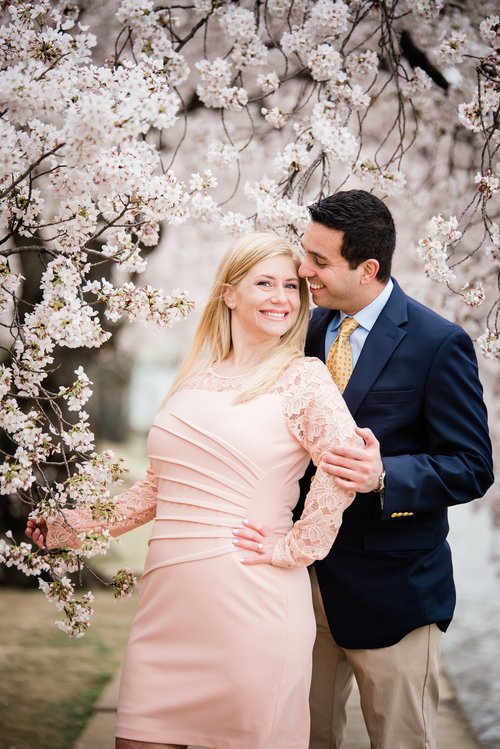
329, 279, 394, 332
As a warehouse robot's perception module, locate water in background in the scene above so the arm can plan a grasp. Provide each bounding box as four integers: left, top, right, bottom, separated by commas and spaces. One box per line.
444, 501, 500, 748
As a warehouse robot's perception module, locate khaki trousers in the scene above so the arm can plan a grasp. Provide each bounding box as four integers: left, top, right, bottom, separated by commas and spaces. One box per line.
309, 568, 442, 749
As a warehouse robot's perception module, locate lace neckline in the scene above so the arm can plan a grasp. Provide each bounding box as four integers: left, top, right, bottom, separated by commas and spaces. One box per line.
207, 364, 259, 379
177, 357, 319, 395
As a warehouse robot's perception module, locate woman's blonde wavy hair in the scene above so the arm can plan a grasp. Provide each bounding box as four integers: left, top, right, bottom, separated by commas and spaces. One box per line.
167, 231, 311, 403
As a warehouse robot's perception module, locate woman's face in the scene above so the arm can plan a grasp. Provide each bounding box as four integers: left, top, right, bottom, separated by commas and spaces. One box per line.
225, 254, 301, 344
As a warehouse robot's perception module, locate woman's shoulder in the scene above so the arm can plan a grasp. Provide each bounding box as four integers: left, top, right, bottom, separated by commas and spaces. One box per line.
273, 356, 346, 426
274, 356, 334, 390
281, 355, 331, 379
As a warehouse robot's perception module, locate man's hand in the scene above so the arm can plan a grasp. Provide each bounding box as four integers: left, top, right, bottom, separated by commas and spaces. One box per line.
319, 427, 384, 493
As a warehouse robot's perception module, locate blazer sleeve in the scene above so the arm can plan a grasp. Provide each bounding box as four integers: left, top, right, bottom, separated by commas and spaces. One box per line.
271, 358, 361, 567
381, 327, 494, 518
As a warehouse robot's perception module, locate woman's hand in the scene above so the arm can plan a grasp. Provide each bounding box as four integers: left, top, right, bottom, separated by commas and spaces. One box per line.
25, 517, 48, 549
232, 519, 275, 565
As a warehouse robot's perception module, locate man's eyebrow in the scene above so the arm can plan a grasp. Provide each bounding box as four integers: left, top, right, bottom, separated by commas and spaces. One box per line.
300, 243, 329, 262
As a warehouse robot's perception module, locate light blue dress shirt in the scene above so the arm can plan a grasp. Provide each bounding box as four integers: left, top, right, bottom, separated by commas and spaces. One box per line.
324, 279, 394, 367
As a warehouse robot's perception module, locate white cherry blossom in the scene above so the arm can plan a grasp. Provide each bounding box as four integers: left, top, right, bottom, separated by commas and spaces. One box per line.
461, 283, 486, 307
477, 328, 500, 359
218, 6, 257, 43
257, 71, 280, 94
438, 32, 470, 65
261, 106, 287, 129
1, 0, 499, 632
274, 142, 313, 176
479, 15, 500, 45
475, 172, 499, 200
207, 141, 239, 167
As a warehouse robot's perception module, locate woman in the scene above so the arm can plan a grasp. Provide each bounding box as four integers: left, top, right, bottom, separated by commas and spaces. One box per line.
27, 232, 361, 749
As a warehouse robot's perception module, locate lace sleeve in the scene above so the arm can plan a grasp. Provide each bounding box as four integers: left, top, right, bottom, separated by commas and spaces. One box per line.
272, 358, 362, 567
45, 468, 159, 550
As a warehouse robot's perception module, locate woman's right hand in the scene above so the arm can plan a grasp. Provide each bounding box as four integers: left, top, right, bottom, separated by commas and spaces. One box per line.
25, 517, 48, 549
232, 519, 276, 565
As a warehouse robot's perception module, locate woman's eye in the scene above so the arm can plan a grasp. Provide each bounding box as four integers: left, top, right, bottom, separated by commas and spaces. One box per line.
256, 280, 297, 289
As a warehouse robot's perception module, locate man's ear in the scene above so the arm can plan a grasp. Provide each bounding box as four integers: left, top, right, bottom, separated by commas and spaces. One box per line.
360, 259, 380, 285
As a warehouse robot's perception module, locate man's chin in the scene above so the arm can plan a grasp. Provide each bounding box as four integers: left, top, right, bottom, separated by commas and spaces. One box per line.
310, 289, 334, 308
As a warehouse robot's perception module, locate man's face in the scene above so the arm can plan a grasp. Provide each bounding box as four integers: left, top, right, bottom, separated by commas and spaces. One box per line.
299, 221, 367, 314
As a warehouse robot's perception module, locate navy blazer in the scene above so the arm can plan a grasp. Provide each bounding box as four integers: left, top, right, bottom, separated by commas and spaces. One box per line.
300, 279, 494, 649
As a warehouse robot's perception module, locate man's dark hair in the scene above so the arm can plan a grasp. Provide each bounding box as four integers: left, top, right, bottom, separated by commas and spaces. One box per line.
308, 190, 396, 282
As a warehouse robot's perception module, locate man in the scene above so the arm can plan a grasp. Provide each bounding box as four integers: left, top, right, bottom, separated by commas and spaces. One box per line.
297, 190, 494, 749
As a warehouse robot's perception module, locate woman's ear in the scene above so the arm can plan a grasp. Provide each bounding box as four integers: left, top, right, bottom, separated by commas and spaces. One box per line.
222, 283, 235, 309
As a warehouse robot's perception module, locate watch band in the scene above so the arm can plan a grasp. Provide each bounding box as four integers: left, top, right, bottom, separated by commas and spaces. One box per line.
375, 469, 385, 493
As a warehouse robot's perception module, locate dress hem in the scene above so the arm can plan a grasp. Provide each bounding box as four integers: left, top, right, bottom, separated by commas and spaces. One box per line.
116, 727, 308, 749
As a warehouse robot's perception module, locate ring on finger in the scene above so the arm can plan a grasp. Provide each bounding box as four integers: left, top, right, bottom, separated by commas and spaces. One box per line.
257, 542, 263, 553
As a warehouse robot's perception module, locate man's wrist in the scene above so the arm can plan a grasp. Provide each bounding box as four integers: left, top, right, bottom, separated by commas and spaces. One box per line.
374, 468, 385, 493
374, 467, 385, 509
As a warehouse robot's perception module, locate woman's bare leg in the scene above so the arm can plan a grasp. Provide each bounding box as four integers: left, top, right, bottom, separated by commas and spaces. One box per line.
115, 739, 187, 749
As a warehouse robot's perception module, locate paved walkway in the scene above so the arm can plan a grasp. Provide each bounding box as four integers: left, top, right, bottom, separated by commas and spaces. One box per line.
74, 663, 480, 749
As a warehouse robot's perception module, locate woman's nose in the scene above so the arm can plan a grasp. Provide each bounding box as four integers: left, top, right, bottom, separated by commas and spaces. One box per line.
271, 287, 287, 303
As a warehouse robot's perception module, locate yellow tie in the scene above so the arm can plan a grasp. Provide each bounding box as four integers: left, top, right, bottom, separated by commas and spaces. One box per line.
326, 317, 359, 393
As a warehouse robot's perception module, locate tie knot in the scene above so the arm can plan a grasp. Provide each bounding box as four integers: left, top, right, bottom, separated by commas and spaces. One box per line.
338, 317, 359, 338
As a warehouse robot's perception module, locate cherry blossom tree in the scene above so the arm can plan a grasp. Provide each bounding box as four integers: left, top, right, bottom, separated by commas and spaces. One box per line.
0, 0, 498, 634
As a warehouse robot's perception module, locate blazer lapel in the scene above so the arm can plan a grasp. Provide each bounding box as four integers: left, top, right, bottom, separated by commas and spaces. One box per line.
306, 307, 336, 359
343, 280, 408, 416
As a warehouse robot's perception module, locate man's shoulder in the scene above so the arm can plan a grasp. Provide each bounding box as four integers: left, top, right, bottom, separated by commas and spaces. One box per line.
307, 306, 333, 339
308, 282, 470, 344
401, 290, 466, 339
388, 284, 477, 364
310, 306, 332, 323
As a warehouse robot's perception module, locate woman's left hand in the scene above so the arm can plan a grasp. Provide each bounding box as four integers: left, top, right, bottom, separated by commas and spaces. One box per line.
25, 517, 48, 549
232, 520, 275, 565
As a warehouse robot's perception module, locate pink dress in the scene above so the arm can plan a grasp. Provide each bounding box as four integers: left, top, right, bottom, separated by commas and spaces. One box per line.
47, 357, 359, 749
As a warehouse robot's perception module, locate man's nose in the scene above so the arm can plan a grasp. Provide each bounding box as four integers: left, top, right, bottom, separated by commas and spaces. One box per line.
299, 258, 312, 277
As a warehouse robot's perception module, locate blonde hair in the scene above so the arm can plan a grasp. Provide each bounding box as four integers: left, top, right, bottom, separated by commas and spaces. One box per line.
167, 231, 310, 403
